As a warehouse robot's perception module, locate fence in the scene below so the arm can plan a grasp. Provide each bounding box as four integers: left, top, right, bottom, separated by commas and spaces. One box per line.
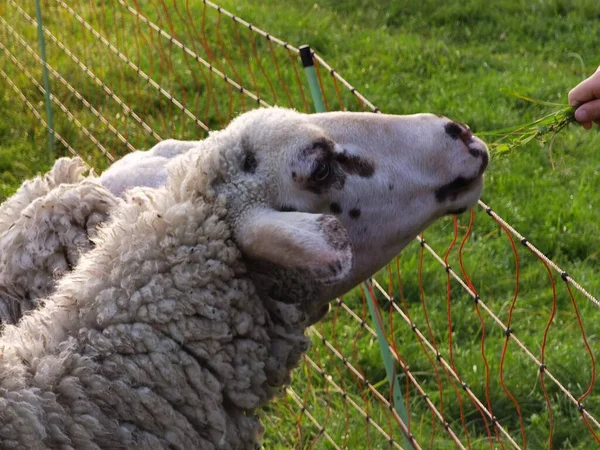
1, 1, 599, 448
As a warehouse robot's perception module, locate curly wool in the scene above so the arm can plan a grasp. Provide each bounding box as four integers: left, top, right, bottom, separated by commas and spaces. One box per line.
0, 157, 89, 235
0, 158, 118, 325
0, 150, 310, 449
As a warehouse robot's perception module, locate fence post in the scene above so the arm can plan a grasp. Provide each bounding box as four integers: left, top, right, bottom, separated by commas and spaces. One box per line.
34, 0, 54, 154
299, 45, 326, 113
300, 45, 414, 447
364, 280, 415, 450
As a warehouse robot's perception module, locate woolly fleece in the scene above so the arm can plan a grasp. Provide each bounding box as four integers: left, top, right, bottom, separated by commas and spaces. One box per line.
0, 158, 118, 324
0, 141, 310, 449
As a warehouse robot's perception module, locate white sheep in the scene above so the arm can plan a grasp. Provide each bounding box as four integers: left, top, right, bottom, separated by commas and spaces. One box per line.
99, 139, 201, 196
0, 142, 205, 324
0, 107, 488, 449
0, 158, 119, 324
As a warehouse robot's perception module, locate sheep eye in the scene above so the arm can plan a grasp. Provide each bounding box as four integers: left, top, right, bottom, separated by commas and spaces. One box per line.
312, 162, 331, 182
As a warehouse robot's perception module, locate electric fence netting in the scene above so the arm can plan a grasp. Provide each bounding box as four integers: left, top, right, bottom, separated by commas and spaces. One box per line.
1, 1, 599, 448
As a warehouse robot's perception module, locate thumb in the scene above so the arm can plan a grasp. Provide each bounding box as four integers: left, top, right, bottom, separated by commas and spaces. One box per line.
568, 67, 600, 106
574, 98, 600, 127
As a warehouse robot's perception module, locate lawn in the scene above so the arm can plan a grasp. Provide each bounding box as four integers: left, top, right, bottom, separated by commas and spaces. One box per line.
1, 0, 599, 448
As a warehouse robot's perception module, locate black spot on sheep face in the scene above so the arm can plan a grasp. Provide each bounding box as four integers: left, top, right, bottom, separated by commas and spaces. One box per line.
241, 136, 258, 173
242, 152, 258, 173
329, 202, 342, 214
299, 138, 348, 195
335, 149, 374, 178
348, 208, 361, 219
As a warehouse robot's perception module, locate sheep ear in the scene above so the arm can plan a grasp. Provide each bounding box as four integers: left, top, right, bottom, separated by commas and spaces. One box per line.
235, 209, 353, 284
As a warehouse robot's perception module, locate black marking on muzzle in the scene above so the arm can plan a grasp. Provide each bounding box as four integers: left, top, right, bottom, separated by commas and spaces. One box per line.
447, 206, 468, 215
469, 147, 489, 173
435, 176, 475, 202
444, 122, 464, 140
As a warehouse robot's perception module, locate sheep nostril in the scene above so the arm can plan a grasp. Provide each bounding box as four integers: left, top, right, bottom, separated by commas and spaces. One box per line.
479, 149, 489, 172
459, 127, 473, 146
468, 146, 489, 173
445, 121, 473, 146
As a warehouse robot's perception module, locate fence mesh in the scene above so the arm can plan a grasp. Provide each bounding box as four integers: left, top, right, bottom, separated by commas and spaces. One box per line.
1, 1, 599, 448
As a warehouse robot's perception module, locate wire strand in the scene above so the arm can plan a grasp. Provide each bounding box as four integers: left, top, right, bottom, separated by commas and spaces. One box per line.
479, 200, 600, 309
7, 0, 162, 142
116, 0, 272, 108
54, 0, 210, 134
0, 39, 114, 162
0, 67, 79, 159
1, 20, 136, 155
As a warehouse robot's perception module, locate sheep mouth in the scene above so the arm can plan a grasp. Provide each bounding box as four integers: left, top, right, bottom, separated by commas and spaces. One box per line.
434, 175, 482, 203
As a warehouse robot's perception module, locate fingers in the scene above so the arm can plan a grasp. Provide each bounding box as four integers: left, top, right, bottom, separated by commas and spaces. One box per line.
574, 98, 600, 130
568, 66, 600, 107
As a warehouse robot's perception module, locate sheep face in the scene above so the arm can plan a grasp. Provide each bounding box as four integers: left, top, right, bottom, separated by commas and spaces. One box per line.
202, 107, 488, 316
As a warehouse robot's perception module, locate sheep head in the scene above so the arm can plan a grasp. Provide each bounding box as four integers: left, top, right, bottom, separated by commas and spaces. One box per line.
164, 107, 489, 322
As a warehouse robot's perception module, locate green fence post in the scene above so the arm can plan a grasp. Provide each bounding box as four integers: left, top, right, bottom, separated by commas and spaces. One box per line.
300, 46, 413, 447
364, 279, 415, 449
34, 0, 54, 154
299, 45, 326, 113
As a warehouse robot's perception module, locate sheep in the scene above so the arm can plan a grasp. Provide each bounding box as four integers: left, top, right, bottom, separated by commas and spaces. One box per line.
0, 107, 488, 449
98, 139, 201, 197
0, 158, 119, 324
0, 142, 204, 325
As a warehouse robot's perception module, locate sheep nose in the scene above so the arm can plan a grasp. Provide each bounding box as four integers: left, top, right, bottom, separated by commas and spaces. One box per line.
445, 120, 489, 173
444, 121, 473, 146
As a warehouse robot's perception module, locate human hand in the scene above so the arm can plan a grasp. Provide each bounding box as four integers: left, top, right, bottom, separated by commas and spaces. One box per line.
568, 67, 600, 130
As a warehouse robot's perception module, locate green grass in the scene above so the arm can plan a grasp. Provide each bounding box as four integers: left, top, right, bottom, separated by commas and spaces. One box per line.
1, 0, 600, 448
